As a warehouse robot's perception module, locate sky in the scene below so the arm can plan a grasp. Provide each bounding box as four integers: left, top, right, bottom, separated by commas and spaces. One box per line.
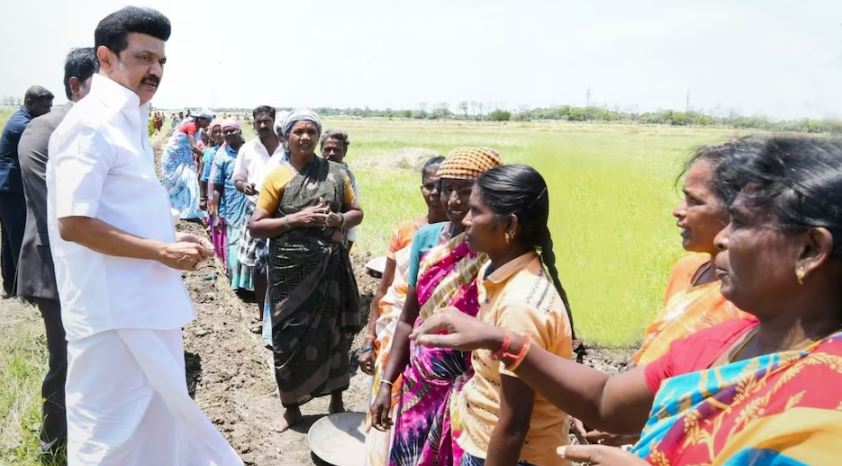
1, 0, 841, 119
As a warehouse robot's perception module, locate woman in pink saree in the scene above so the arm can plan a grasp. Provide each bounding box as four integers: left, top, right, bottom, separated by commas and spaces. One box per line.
369, 147, 502, 466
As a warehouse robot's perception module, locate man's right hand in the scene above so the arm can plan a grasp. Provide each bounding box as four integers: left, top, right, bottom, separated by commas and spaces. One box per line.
159, 242, 211, 271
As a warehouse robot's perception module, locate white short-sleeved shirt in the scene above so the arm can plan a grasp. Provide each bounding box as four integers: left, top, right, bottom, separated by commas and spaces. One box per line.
47, 74, 194, 342
231, 137, 286, 203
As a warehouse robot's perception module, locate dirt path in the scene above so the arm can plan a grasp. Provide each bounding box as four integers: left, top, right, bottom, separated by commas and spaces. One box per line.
178, 220, 379, 466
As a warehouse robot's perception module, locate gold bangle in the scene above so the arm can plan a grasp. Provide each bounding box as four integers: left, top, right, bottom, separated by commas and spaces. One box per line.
380, 380, 394, 387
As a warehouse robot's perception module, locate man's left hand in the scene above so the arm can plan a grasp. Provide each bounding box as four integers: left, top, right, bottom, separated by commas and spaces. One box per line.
176, 232, 213, 258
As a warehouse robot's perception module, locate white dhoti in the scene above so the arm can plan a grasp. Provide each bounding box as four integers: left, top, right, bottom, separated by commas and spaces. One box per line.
66, 329, 242, 466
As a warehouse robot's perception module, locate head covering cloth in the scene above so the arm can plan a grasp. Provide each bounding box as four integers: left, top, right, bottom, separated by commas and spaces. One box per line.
220, 119, 240, 131
282, 108, 322, 137
194, 108, 215, 120
275, 110, 291, 137
437, 147, 502, 180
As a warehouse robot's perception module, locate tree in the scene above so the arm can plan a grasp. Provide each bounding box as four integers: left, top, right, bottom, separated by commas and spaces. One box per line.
457, 101, 469, 118
489, 109, 511, 121
433, 102, 451, 120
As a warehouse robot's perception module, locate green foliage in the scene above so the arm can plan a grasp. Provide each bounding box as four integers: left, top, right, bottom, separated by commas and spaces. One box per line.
489, 109, 511, 121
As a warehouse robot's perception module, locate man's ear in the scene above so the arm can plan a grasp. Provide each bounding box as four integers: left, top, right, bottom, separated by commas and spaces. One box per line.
68, 77, 82, 97
96, 46, 113, 72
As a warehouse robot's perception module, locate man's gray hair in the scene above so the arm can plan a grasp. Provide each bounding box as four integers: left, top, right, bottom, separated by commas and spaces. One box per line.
320, 128, 350, 149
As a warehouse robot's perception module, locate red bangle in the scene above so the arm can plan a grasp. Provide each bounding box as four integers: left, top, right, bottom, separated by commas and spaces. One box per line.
492, 331, 513, 360
504, 335, 532, 372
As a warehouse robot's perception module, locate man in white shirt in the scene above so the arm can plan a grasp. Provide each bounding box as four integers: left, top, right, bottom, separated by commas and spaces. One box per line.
232, 105, 285, 328
47, 7, 241, 465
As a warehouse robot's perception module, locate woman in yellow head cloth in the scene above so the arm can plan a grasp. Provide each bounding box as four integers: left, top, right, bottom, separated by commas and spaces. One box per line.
368, 147, 501, 466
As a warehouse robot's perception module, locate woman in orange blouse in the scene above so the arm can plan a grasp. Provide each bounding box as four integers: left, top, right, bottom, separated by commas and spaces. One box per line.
629, 142, 748, 366
361, 156, 447, 466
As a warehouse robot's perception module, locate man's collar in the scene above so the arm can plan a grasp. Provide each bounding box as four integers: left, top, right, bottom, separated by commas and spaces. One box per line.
90, 73, 143, 112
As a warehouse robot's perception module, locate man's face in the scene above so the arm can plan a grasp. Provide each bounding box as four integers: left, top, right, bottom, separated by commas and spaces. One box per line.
209, 125, 223, 145
321, 137, 346, 163
98, 32, 166, 105
253, 113, 275, 140
27, 98, 53, 118
223, 127, 241, 145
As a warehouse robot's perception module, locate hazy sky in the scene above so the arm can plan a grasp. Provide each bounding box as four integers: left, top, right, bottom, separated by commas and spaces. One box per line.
2, 1, 841, 119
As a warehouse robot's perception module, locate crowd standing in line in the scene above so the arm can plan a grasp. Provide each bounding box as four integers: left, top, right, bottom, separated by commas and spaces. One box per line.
6, 4, 842, 466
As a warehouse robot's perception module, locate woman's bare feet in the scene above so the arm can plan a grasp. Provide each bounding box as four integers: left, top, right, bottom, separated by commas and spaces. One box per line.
272, 406, 302, 433
329, 392, 345, 414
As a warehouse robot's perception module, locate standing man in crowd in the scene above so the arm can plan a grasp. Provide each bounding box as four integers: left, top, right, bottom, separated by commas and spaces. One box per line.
232, 105, 285, 330
47, 7, 241, 464
320, 128, 360, 250
17, 47, 97, 461
0, 85, 53, 298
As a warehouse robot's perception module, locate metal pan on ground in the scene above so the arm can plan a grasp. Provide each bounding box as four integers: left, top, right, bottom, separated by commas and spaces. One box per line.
365, 256, 387, 279
308, 411, 366, 466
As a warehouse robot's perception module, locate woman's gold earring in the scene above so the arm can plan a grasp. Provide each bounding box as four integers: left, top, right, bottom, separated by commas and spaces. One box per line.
504, 232, 512, 244
796, 267, 806, 285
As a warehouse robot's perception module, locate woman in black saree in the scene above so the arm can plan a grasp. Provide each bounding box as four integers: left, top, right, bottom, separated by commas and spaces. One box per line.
249, 109, 364, 431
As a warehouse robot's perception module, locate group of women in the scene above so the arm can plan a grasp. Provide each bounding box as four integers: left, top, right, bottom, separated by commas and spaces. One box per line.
356, 136, 842, 465
164, 107, 842, 464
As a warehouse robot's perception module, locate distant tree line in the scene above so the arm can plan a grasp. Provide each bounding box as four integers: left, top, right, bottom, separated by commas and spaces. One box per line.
0, 96, 23, 107
117, 101, 842, 135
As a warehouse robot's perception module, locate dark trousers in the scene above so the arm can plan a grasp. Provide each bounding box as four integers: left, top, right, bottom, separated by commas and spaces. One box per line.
31, 297, 67, 455
0, 192, 26, 295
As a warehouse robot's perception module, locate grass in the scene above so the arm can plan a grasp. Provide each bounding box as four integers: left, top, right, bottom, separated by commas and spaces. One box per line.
0, 299, 60, 465
329, 118, 743, 345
